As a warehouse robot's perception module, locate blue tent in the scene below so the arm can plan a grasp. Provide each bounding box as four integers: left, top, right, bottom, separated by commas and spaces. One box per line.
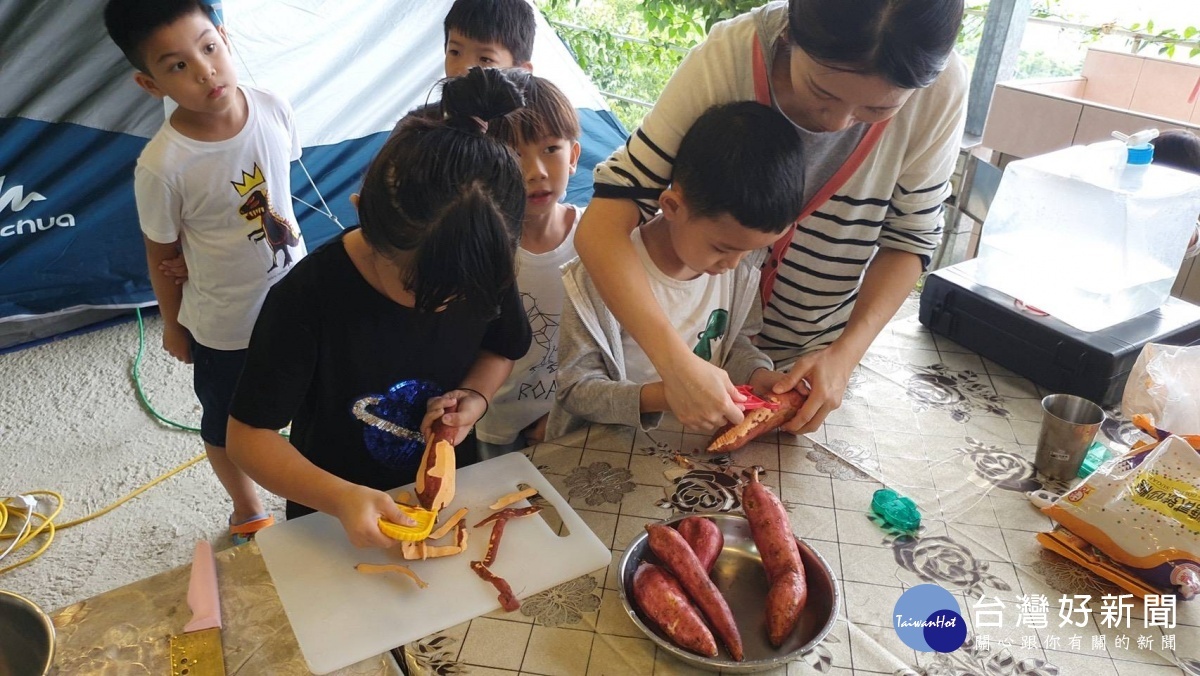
0, 0, 626, 347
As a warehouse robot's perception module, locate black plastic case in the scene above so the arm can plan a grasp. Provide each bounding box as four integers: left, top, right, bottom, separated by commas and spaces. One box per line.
918, 260, 1200, 406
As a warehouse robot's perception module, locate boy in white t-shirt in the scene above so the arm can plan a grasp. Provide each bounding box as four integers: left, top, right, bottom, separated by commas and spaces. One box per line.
475, 73, 583, 457
105, 0, 306, 543
547, 102, 804, 438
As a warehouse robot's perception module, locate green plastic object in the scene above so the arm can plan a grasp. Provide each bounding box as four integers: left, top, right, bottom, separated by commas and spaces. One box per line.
1077, 441, 1113, 478
871, 488, 921, 531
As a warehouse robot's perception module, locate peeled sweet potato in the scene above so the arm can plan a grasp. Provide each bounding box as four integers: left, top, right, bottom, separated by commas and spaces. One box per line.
707, 390, 805, 453
677, 516, 723, 573
633, 563, 719, 658
416, 423, 456, 512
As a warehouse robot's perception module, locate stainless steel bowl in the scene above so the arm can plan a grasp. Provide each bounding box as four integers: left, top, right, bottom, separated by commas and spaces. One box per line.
618, 513, 840, 673
0, 589, 55, 676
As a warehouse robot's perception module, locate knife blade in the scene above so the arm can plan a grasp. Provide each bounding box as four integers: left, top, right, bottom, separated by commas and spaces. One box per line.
169, 540, 226, 676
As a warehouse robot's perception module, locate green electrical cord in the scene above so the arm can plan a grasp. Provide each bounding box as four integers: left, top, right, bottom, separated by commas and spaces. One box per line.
132, 307, 202, 433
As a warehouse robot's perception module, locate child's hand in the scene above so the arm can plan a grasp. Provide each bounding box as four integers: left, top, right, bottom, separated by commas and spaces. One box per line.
331, 484, 413, 549
159, 255, 189, 285
524, 414, 549, 444
422, 389, 488, 445
748, 368, 789, 396
163, 323, 193, 363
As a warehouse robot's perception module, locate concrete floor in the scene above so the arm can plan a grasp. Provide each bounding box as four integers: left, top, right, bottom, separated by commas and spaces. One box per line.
0, 313, 283, 614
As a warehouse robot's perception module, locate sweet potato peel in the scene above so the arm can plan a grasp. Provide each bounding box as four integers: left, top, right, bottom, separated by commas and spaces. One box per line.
428, 507, 469, 541
474, 505, 542, 528
489, 487, 539, 510
468, 506, 545, 611
354, 563, 429, 589
398, 521, 469, 560
471, 561, 521, 611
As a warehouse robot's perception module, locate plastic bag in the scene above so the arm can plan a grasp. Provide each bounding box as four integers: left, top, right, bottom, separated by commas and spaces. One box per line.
1042, 432, 1200, 598
1121, 343, 1200, 435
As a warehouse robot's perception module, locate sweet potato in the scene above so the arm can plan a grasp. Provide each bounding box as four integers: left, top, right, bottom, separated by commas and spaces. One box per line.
707, 390, 806, 453
677, 516, 723, 573
632, 563, 718, 658
645, 524, 743, 661
742, 468, 807, 647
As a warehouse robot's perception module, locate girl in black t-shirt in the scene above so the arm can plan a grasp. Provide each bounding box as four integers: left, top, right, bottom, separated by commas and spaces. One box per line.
227, 68, 532, 549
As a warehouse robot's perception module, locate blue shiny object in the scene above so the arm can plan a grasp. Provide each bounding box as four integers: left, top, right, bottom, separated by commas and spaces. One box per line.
353, 379, 442, 470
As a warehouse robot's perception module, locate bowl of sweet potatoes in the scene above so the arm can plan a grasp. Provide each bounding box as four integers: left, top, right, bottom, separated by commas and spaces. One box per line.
617, 511, 839, 672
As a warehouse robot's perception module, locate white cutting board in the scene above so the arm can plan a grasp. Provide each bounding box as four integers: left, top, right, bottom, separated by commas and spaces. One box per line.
257, 452, 611, 675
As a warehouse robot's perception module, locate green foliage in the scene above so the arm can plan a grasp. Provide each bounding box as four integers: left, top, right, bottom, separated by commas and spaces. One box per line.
542, 0, 702, 129
640, 0, 768, 33
542, 0, 1197, 129
1030, 0, 1198, 59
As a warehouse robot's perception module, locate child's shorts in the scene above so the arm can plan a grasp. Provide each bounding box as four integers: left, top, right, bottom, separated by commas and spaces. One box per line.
191, 340, 249, 447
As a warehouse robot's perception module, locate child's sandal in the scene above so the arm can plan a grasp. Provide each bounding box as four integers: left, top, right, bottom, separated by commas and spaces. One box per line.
230, 513, 275, 546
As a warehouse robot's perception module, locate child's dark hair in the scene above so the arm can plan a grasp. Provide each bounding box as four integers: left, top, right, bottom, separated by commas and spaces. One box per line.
104, 0, 211, 72
444, 0, 536, 65
788, 0, 963, 89
672, 102, 806, 234
357, 68, 526, 314
488, 71, 580, 146
1155, 129, 1200, 174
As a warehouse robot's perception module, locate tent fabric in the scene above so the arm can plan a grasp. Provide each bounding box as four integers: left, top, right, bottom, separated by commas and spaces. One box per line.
0, 0, 627, 327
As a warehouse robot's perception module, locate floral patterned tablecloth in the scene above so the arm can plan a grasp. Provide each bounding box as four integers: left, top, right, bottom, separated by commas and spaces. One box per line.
398, 299, 1200, 676
49, 300, 1200, 675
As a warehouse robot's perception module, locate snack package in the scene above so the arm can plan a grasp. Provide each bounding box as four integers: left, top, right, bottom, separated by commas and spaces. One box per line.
1121, 343, 1200, 435
1042, 433, 1200, 599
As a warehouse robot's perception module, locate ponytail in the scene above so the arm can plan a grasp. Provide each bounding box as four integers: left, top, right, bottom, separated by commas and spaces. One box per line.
441, 67, 526, 134
409, 181, 519, 314
358, 66, 526, 313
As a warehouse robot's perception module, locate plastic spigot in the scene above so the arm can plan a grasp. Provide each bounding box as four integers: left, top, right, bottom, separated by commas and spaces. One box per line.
871, 488, 921, 531
1112, 129, 1158, 167
1112, 128, 1160, 146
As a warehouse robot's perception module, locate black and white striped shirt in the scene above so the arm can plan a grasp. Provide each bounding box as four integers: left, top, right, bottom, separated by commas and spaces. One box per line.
592, 1, 968, 365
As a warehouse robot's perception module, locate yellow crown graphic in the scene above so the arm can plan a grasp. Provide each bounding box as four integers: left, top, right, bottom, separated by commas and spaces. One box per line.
231, 163, 266, 197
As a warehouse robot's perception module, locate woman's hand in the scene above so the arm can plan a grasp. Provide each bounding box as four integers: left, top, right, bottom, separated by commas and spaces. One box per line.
662, 352, 746, 429
772, 345, 857, 434
422, 390, 488, 445
330, 484, 413, 549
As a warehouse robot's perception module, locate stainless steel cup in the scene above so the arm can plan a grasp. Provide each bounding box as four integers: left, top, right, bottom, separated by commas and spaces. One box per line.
1034, 394, 1105, 481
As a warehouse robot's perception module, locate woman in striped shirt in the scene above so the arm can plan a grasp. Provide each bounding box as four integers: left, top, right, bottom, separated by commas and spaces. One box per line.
574, 0, 968, 434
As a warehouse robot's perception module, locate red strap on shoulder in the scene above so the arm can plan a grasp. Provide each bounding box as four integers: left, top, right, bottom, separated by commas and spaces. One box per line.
752, 38, 892, 308
753, 39, 772, 106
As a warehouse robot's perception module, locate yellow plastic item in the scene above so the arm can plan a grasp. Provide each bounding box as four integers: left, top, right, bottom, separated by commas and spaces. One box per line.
377, 504, 438, 542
